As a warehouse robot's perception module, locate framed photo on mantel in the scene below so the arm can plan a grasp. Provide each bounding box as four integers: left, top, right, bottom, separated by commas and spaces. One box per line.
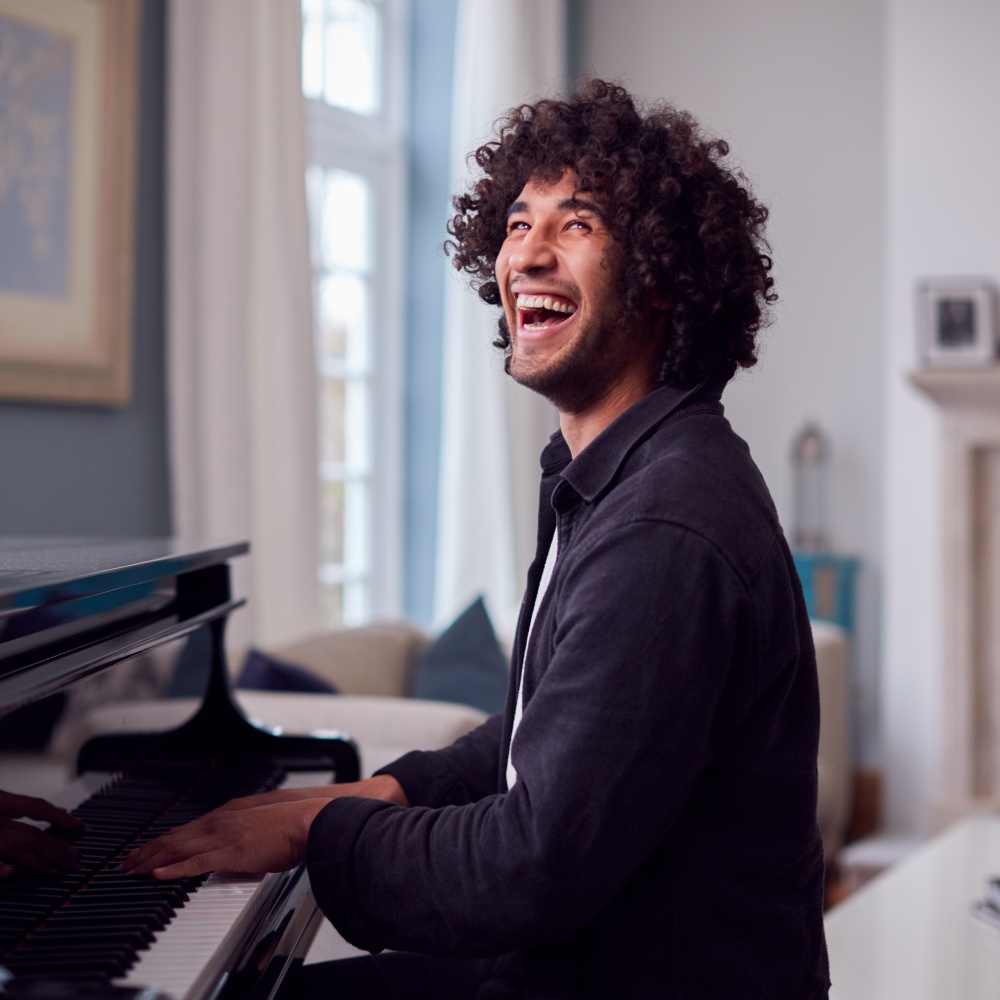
919, 279, 999, 369
0, 0, 140, 405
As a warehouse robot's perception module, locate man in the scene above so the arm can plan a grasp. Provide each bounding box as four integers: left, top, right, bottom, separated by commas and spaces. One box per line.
126, 80, 830, 998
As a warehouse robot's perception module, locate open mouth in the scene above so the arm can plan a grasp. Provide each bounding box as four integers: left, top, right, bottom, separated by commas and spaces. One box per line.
516, 293, 577, 331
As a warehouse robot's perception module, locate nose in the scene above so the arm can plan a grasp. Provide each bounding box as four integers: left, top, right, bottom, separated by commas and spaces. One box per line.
507, 226, 557, 274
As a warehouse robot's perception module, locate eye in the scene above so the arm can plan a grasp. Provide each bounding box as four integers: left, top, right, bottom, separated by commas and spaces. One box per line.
567, 218, 592, 231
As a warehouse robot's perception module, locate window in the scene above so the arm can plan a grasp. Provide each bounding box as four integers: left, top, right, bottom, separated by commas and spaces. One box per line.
301, 0, 406, 626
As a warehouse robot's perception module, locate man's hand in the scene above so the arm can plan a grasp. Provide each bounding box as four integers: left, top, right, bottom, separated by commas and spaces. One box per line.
121, 774, 408, 880
0, 790, 87, 875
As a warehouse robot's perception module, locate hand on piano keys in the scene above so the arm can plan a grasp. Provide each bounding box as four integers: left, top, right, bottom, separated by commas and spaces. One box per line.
0, 790, 87, 876
121, 774, 408, 880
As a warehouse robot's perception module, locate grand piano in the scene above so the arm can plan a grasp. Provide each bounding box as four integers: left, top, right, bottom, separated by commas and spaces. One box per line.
0, 537, 359, 999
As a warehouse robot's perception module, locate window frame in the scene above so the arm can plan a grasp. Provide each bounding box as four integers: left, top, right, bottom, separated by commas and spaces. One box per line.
303, 0, 408, 625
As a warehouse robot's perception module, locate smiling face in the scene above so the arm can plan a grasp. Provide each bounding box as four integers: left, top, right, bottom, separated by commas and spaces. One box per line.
495, 170, 659, 417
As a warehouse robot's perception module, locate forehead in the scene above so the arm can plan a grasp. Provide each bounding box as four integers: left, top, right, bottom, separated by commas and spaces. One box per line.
505, 170, 612, 233
511, 169, 579, 207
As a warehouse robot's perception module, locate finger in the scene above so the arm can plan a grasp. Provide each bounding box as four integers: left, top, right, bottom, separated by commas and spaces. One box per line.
2, 839, 72, 875
217, 793, 270, 812
0, 822, 83, 872
123, 829, 220, 874
122, 814, 215, 870
216, 788, 314, 811
130, 834, 240, 877
0, 794, 86, 831
150, 850, 233, 881
216, 786, 340, 813
121, 837, 171, 872
26, 832, 84, 871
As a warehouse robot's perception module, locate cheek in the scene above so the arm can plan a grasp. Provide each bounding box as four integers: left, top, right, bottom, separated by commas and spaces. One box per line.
495, 259, 516, 314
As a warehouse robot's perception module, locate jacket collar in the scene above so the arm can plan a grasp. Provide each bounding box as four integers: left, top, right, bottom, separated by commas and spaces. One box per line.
540, 377, 726, 504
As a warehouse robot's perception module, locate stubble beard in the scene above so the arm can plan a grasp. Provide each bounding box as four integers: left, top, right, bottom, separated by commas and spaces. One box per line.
501, 309, 637, 416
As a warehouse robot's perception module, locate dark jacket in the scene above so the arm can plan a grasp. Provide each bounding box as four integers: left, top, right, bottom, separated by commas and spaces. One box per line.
307, 379, 830, 999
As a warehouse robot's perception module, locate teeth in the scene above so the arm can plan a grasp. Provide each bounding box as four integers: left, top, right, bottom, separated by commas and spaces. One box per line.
515, 293, 576, 315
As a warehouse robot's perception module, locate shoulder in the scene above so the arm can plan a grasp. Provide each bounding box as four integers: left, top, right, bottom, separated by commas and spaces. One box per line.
596, 407, 782, 584
562, 409, 808, 691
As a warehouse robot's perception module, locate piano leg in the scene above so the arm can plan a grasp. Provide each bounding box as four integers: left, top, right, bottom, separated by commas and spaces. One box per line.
77, 618, 359, 782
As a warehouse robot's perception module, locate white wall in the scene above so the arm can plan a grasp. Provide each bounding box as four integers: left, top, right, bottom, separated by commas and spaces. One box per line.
580, 0, 886, 768
881, 0, 1000, 834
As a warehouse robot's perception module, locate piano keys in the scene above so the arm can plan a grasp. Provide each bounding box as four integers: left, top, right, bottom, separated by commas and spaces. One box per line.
0, 538, 358, 998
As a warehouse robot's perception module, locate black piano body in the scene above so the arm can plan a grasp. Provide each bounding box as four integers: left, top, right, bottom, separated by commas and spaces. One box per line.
0, 537, 359, 999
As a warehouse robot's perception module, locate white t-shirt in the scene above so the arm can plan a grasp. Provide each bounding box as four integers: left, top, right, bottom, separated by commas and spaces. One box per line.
506, 530, 559, 789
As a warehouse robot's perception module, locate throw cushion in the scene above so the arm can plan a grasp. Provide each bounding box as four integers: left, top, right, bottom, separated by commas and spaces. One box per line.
411, 596, 508, 714
236, 648, 339, 694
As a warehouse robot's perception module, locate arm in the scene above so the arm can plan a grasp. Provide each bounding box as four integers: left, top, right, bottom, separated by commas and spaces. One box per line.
307, 523, 761, 957
375, 712, 505, 806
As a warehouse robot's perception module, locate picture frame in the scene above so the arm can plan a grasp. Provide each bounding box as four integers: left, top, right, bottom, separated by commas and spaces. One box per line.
919, 279, 999, 369
0, 0, 140, 405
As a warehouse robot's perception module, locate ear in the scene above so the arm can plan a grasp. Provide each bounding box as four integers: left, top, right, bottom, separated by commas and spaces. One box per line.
650, 293, 671, 311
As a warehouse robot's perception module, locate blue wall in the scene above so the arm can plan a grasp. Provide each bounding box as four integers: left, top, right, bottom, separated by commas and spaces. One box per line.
0, 0, 170, 538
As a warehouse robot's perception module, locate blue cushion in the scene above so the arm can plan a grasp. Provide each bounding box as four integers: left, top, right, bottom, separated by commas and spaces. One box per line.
411, 596, 508, 713
236, 648, 339, 694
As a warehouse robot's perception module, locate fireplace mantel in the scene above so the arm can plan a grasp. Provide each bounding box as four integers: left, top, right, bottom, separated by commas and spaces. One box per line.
911, 368, 1000, 410
912, 367, 1000, 827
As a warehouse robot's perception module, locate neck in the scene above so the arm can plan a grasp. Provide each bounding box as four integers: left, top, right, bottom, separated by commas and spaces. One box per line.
559, 367, 657, 458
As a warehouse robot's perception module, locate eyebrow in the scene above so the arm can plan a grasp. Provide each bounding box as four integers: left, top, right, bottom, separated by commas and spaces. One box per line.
505, 196, 607, 223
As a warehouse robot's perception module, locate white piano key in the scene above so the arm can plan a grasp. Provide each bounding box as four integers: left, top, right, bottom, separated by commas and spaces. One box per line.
115, 871, 269, 999
113, 769, 333, 1000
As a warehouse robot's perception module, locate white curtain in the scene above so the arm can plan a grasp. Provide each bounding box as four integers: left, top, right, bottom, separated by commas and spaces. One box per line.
434, 0, 566, 633
168, 0, 321, 652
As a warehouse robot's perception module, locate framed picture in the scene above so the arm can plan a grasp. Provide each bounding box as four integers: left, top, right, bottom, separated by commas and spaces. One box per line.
919, 279, 999, 369
0, 0, 140, 405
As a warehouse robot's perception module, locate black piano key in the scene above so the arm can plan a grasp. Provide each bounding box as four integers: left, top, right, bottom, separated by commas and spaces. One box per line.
1, 889, 67, 903
74, 896, 187, 914
4, 955, 131, 977
47, 903, 175, 922
29, 926, 154, 947
30, 922, 158, 940
0, 904, 57, 919
16, 939, 139, 959
1, 760, 288, 979
72, 886, 189, 902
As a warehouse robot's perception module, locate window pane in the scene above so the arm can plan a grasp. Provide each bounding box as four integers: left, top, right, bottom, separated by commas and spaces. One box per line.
320, 377, 346, 466
343, 479, 369, 575
318, 272, 367, 366
305, 165, 325, 267
344, 378, 369, 473
301, 0, 325, 100
320, 479, 345, 564
321, 169, 370, 273
323, 0, 381, 115
343, 580, 369, 626
321, 582, 343, 627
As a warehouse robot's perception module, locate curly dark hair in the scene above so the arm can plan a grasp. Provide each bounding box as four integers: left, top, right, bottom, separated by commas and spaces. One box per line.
445, 79, 776, 387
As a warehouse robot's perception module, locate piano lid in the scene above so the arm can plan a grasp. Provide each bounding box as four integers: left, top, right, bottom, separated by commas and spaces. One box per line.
0, 537, 249, 713
0, 537, 248, 609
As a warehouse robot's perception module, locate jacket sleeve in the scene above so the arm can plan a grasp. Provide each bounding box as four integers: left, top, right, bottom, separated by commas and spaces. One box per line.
373, 712, 504, 807
307, 521, 768, 957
